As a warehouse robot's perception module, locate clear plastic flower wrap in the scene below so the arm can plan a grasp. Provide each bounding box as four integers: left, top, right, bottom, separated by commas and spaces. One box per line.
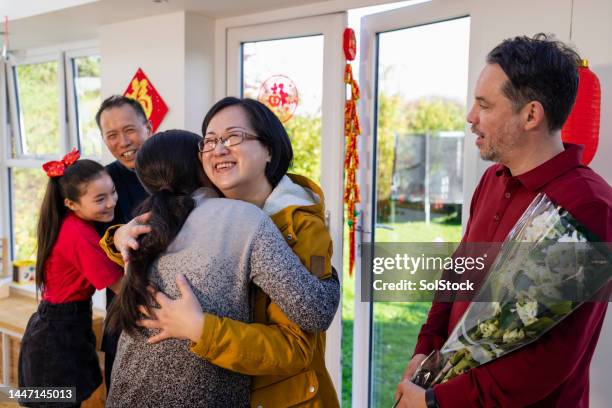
411, 193, 612, 388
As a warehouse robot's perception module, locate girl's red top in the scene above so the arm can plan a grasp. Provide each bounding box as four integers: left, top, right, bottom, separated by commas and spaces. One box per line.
42, 213, 123, 303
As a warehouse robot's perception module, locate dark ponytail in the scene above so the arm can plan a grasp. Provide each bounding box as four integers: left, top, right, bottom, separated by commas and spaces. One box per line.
106, 129, 207, 336
36, 159, 107, 293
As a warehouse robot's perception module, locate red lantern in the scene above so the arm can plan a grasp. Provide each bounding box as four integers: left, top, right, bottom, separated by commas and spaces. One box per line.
343, 28, 356, 61
561, 60, 601, 165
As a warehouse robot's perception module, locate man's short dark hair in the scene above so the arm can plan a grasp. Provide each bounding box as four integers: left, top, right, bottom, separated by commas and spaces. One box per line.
487, 33, 581, 132
95, 95, 148, 131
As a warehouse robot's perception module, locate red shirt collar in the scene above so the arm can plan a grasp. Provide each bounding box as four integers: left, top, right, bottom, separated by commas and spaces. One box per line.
494, 143, 585, 191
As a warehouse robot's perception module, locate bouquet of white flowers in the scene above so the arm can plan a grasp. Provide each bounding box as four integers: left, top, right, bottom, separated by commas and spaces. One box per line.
411, 193, 612, 388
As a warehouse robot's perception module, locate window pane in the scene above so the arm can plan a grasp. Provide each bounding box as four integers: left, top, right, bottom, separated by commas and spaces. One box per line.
10, 168, 48, 260
73, 55, 102, 157
242, 36, 324, 183
370, 17, 470, 407
14, 61, 61, 156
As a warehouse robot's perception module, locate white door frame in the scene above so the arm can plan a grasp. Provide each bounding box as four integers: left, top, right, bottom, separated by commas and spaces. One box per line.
356, 1, 473, 406
225, 13, 347, 395
0, 59, 8, 254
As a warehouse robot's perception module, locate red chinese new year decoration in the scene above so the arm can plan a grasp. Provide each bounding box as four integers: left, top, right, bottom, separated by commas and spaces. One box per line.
561, 60, 601, 165
43, 148, 80, 178
343, 28, 361, 276
258, 74, 299, 123
343, 28, 357, 61
124, 68, 168, 132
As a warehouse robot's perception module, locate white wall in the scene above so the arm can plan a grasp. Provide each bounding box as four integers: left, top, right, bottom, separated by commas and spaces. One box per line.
184, 13, 215, 134
99, 10, 215, 163
100, 11, 187, 134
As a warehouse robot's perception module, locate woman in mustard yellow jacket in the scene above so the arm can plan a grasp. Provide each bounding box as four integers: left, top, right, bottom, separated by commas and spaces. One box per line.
112, 97, 340, 407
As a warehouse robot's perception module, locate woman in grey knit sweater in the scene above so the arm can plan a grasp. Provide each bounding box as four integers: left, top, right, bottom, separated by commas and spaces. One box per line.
105, 130, 338, 407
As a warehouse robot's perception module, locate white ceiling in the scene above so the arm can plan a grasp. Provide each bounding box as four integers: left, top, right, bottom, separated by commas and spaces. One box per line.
1, 0, 332, 50
0, 0, 99, 21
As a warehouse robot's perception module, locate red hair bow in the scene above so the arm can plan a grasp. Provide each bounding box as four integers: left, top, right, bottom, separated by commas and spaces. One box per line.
42, 148, 81, 178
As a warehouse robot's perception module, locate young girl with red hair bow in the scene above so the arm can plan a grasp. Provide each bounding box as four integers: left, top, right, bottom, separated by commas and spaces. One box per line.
18, 149, 123, 407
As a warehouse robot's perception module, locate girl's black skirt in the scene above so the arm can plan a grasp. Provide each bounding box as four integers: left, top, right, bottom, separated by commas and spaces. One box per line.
18, 300, 102, 406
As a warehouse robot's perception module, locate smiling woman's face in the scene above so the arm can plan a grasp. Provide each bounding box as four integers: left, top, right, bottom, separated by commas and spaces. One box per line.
201, 105, 272, 202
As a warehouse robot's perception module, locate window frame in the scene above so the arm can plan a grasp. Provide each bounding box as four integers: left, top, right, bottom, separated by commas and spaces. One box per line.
0, 58, 10, 264
357, 2, 473, 406
7, 51, 68, 159
65, 48, 103, 159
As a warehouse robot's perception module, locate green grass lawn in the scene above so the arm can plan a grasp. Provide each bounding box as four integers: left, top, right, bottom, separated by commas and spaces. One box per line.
341, 216, 462, 407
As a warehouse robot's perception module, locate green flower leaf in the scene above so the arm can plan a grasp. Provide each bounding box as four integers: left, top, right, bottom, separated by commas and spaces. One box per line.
524, 316, 555, 334
547, 301, 573, 316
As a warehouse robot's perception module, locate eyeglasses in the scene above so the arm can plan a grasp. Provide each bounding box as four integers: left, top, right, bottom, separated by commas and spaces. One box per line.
198, 130, 259, 153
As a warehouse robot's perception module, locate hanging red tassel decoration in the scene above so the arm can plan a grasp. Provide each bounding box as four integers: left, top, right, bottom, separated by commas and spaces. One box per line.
343, 28, 361, 276
561, 59, 601, 165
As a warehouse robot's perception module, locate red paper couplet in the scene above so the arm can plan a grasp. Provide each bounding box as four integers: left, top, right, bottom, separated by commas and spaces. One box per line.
124, 68, 169, 132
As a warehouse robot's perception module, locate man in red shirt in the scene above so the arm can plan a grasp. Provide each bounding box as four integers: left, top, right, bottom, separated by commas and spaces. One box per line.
396, 34, 612, 407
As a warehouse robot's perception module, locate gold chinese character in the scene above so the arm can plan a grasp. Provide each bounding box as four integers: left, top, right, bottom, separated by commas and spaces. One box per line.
126, 78, 153, 118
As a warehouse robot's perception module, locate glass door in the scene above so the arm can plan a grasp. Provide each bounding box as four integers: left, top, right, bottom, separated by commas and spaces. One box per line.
357, 2, 471, 407
226, 13, 346, 394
